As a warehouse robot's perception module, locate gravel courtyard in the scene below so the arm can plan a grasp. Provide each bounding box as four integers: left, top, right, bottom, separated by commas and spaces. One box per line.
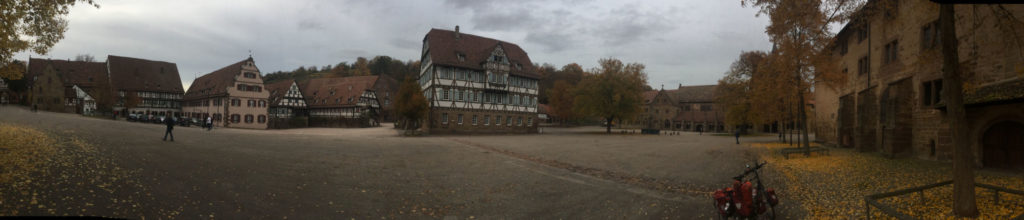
0, 106, 786, 219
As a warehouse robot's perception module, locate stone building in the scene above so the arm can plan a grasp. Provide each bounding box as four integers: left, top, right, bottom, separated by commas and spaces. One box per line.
418, 27, 540, 134
107, 55, 184, 117
300, 76, 382, 128
814, 1, 1024, 169
266, 79, 308, 129
26, 58, 109, 114
635, 85, 726, 132
183, 57, 269, 129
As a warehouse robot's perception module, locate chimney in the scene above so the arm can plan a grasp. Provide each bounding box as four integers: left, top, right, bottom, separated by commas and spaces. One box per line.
678, 84, 682, 89
455, 25, 460, 39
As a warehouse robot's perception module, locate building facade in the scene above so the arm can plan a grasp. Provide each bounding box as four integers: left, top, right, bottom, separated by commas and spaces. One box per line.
635, 85, 726, 132
106, 55, 184, 117
300, 76, 382, 128
419, 27, 540, 134
26, 58, 110, 114
183, 57, 269, 129
266, 80, 308, 129
814, 1, 1024, 169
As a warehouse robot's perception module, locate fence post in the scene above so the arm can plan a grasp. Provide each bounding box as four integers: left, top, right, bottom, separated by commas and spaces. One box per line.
865, 199, 871, 220
993, 188, 1000, 205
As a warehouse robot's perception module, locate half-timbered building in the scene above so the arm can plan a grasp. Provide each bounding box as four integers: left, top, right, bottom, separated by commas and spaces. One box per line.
419, 27, 540, 134
266, 79, 308, 129
300, 76, 381, 128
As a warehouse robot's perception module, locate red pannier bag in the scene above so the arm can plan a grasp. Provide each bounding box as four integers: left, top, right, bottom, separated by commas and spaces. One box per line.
736, 181, 754, 217
713, 188, 735, 216
766, 188, 779, 206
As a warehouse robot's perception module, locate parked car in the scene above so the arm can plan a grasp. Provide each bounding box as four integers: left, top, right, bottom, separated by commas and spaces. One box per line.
178, 117, 191, 127
127, 114, 140, 122
191, 118, 202, 127
152, 116, 164, 124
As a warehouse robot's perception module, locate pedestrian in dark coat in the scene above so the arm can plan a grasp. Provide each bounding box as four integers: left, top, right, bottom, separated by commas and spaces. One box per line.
163, 116, 175, 141
206, 116, 212, 131
735, 130, 741, 144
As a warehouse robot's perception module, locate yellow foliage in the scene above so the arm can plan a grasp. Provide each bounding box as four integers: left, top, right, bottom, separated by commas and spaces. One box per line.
751, 143, 1024, 219
0, 123, 58, 184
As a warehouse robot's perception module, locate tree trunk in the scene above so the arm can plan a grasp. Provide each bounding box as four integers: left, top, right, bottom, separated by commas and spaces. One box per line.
940, 4, 978, 217
606, 117, 613, 134
799, 89, 811, 155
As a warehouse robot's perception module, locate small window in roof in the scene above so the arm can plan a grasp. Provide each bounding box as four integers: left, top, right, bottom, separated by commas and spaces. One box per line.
457, 53, 466, 62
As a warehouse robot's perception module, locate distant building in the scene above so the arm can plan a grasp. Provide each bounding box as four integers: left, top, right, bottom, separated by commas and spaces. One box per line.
300, 76, 382, 128
419, 27, 540, 134
183, 57, 269, 129
26, 58, 109, 114
106, 55, 184, 117
635, 85, 726, 132
266, 79, 308, 129
814, 1, 1024, 168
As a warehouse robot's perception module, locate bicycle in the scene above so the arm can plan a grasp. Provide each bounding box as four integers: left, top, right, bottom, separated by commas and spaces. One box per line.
713, 161, 779, 220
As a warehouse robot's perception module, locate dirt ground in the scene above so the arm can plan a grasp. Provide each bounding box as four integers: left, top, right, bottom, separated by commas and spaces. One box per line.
0, 106, 792, 219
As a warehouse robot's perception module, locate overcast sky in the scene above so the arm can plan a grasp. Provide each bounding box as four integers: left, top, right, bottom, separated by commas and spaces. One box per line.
15, 0, 773, 91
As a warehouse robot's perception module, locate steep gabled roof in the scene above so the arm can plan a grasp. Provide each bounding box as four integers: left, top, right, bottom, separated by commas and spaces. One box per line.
266, 79, 298, 106
667, 85, 717, 103
184, 57, 253, 100
424, 28, 539, 79
106, 55, 183, 93
643, 90, 660, 104
27, 58, 109, 88
300, 75, 378, 108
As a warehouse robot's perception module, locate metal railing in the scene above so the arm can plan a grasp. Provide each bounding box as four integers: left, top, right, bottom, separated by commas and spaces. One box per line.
865, 180, 1024, 220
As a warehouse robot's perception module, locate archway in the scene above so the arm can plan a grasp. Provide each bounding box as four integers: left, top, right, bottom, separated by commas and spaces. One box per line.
982, 121, 1024, 170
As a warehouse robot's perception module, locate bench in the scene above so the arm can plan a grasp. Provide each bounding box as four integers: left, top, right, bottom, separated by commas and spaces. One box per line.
780, 147, 830, 159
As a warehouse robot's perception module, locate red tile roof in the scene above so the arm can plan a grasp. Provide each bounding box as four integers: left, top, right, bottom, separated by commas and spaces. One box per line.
106, 55, 183, 93
300, 76, 378, 108
184, 57, 253, 100
643, 90, 659, 104
667, 85, 717, 103
266, 79, 296, 106
424, 28, 538, 79
27, 58, 109, 88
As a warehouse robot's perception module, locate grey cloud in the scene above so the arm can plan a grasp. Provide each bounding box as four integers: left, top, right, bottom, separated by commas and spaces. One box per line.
298, 20, 324, 31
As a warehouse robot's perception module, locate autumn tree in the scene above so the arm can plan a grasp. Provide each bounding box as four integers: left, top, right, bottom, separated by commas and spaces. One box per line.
716, 51, 768, 132
742, 0, 859, 152
546, 80, 577, 125
394, 76, 428, 132
573, 58, 648, 133
936, 3, 977, 217
352, 57, 371, 76
1, 0, 98, 80
124, 91, 141, 110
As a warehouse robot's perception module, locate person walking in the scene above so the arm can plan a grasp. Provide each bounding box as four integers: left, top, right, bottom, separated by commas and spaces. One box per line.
206, 116, 212, 131
735, 129, 741, 144
163, 116, 175, 141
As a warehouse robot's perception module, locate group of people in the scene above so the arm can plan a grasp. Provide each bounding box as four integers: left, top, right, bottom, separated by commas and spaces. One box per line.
163, 116, 214, 142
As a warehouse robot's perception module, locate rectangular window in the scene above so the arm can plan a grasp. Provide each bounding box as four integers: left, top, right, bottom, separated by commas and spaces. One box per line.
496, 116, 502, 125
922, 79, 944, 107
858, 56, 870, 75
484, 115, 490, 125
506, 116, 512, 126
883, 40, 898, 65
517, 117, 523, 126
527, 117, 533, 126
457, 114, 464, 125
457, 89, 463, 101
472, 115, 478, 125
921, 20, 940, 51
858, 24, 869, 43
